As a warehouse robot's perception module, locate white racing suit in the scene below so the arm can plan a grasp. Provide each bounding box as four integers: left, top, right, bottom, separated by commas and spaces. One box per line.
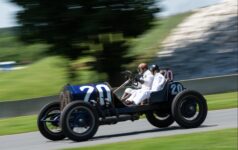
126, 70, 154, 105
128, 72, 166, 105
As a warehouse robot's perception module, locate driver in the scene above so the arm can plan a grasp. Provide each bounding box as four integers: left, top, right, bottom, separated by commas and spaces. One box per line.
125, 64, 166, 105
123, 63, 154, 105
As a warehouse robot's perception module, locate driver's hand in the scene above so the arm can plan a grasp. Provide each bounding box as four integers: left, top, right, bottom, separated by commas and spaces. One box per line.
134, 74, 142, 82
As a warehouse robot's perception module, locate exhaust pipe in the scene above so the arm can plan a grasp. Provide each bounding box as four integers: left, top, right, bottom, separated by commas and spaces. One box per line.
99, 114, 139, 125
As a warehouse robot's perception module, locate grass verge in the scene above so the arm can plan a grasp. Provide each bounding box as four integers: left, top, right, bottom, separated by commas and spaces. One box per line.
0, 115, 37, 136
64, 128, 238, 150
0, 57, 68, 101
205, 92, 238, 110
0, 91, 236, 136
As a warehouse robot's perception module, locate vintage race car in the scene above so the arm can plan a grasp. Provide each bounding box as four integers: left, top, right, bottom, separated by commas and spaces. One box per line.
37, 70, 208, 142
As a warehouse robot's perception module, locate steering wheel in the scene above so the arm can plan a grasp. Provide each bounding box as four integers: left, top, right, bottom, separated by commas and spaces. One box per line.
130, 78, 139, 88
129, 73, 141, 89
121, 70, 133, 79
121, 70, 140, 88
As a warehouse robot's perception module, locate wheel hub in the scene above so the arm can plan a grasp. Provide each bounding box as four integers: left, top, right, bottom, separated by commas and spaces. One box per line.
71, 111, 91, 128
50, 115, 60, 126
181, 100, 197, 118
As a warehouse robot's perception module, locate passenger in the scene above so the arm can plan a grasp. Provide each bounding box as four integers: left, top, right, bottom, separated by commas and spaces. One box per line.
150, 64, 166, 92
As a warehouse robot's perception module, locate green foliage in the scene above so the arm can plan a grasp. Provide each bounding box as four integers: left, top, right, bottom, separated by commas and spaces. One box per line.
10, 0, 159, 85
92, 40, 133, 86
0, 28, 48, 63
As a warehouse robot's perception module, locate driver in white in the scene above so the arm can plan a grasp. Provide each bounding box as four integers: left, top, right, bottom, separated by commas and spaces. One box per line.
122, 63, 154, 105
126, 64, 166, 105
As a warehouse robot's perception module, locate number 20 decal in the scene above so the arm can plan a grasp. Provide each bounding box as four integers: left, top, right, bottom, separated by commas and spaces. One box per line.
170, 83, 183, 95
80, 84, 111, 105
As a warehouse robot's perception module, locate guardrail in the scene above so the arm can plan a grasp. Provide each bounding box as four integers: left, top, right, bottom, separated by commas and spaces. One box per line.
0, 74, 237, 118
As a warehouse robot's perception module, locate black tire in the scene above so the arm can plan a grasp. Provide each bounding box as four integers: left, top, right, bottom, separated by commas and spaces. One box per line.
171, 90, 208, 128
146, 110, 174, 128
61, 101, 99, 142
37, 102, 65, 141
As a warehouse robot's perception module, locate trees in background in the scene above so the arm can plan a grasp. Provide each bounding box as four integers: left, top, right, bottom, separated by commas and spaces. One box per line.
11, 0, 159, 86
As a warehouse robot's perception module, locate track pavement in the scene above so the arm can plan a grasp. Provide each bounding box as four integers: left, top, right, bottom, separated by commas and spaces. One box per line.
0, 108, 237, 150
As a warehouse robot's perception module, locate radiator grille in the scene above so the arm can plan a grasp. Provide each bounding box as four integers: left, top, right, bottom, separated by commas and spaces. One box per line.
60, 88, 71, 111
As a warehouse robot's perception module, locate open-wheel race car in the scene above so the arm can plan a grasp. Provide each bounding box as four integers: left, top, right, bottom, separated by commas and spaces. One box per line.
37, 70, 208, 142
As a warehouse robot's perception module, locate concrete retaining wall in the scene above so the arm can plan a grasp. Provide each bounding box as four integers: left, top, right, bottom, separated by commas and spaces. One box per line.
180, 74, 238, 94
0, 96, 58, 118
0, 74, 237, 118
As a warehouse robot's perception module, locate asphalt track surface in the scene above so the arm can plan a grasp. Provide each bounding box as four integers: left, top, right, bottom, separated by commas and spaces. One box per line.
0, 108, 237, 150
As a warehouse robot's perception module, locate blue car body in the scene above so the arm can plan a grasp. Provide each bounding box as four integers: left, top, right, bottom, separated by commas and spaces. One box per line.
64, 83, 113, 106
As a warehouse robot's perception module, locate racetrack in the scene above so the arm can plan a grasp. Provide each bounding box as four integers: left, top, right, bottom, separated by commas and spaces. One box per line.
0, 108, 237, 150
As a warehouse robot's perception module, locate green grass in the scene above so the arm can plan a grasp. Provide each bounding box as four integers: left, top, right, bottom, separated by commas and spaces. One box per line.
65, 128, 238, 150
205, 92, 238, 110
0, 115, 37, 136
0, 92, 236, 136
0, 13, 192, 101
0, 57, 68, 101
0, 56, 106, 101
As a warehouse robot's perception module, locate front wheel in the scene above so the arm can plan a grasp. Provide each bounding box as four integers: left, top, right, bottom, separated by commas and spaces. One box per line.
171, 90, 208, 128
37, 102, 65, 141
61, 101, 99, 142
146, 110, 174, 128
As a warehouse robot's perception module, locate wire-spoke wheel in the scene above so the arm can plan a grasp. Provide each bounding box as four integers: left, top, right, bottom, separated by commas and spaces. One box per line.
146, 110, 174, 128
61, 101, 99, 142
172, 90, 208, 128
37, 102, 65, 141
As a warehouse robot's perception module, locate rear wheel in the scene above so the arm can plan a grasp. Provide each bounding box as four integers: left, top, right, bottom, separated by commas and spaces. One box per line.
61, 101, 99, 142
171, 90, 207, 128
37, 102, 65, 141
146, 110, 174, 128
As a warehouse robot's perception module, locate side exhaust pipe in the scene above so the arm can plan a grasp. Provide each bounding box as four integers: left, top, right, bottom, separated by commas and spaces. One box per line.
99, 114, 139, 125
